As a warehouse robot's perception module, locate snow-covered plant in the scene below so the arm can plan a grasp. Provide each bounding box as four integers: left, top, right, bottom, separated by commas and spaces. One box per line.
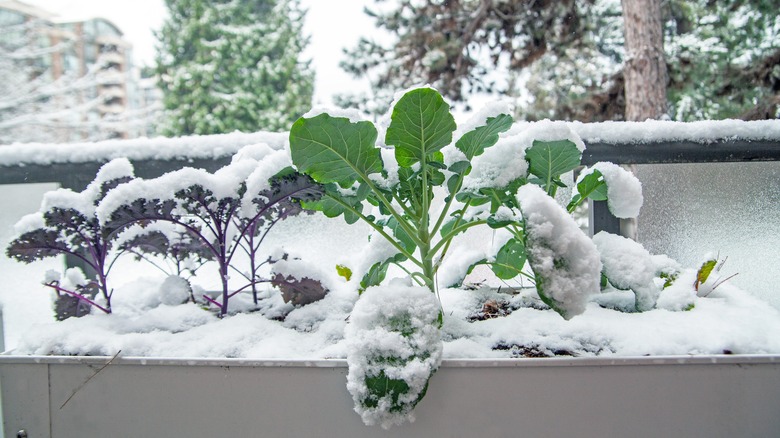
6, 158, 135, 316
268, 251, 329, 306
97, 151, 323, 316
345, 284, 443, 429
593, 231, 660, 312
290, 87, 623, 319
694, 254, 737, 297
117, 223, 214, 282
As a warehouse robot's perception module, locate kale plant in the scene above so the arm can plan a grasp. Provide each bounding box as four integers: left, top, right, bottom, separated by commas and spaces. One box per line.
117, 223, 213, 281
97, 152, 323, 316
6, 158, 135, 316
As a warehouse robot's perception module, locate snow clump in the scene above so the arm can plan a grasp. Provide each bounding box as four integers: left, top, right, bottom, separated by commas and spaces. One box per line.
593, 231, 660, 311
345, 283, 443, 429
579, 162, 643, 218
516, 184, 601, 319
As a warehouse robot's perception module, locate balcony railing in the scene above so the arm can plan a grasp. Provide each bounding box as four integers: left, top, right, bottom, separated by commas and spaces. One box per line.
0, 120, 778, 305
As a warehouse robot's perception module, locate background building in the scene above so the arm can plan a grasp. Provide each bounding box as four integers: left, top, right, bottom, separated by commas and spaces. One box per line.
0, 0, 159, 143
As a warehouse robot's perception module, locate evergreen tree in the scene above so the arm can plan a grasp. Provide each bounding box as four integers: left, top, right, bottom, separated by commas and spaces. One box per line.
155, 0, 314, 135
341, 0, 779, 121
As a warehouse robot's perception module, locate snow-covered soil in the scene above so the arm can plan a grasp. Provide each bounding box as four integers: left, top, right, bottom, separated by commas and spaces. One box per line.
4, 208, 779, 359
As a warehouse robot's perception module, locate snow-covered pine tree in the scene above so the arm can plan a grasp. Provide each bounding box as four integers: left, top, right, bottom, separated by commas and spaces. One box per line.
340, 0, 779, 122
155, 0, 314, 135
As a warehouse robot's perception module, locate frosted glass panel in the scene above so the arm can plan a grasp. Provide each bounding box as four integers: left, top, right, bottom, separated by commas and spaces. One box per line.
636, 162, 780, 309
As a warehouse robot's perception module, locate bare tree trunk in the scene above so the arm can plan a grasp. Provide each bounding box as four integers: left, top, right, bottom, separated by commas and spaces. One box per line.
621, 0, 667, 239
621, 0, 667, 121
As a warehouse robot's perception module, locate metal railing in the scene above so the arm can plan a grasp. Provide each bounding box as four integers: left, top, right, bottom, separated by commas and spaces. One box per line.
1, 128, 778, 264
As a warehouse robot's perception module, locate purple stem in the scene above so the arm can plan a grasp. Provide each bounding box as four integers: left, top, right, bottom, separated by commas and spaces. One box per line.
201, 294, 224, 311
45, 282, 111, 314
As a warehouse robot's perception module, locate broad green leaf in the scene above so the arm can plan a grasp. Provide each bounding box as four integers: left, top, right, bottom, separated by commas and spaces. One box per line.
446, 174, 460, 196
525, 139, 581, 190
486, 215, 513, 229
455, 113, 513, 160
302, 185, 363, 225
385, 88, 457, 168
359, 253, 406, 293
491, 238, 526, 279
289, 114, 382, 187
429, 169, 446, 186
360, 261, 389, 293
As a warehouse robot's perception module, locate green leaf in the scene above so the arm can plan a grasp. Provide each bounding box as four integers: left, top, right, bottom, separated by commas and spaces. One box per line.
359, 253, 406, 293
290, 114, 383, 187
429, 169, 446, 186
577, 170, 608, 201
455, 191, 490, 206
486, 216, 513, 229
525, 139, 581, 192
385, 88, 457, 168
381, 217, 417, 252
336, 264, 352, 281
447, 175, 460, 196
302, 186, 363, 224
455, 113, 513, 160
448, 160, 471, 175
359, 261, 389, 293
490, 238, 526, 280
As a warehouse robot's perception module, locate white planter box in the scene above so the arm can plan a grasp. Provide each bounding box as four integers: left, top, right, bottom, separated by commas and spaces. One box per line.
2, 355, 779, 438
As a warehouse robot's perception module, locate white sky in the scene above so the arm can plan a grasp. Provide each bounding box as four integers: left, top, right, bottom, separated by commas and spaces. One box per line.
21, 0, 374, 105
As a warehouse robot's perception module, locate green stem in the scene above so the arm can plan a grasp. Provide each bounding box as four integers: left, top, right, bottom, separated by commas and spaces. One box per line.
362, 178, 425, 248
430, 219, 488, 256
432, 199, 473, 276
431, 173, 465, 237
327, 193, 424, 269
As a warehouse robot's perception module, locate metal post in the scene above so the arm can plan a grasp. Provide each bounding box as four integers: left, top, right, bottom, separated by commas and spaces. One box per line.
589, 199, 621, 237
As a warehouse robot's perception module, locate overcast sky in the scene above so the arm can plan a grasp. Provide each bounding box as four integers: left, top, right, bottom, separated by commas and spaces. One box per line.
21, 0, 374, 105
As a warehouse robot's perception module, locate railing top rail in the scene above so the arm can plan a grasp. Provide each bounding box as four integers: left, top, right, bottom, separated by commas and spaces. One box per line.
0, 120, 778, 189
0, 131, 286, 167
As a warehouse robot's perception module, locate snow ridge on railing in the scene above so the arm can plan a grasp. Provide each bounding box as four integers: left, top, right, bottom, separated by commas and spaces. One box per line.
0, 131, 287, 166
2, 120, 779, 167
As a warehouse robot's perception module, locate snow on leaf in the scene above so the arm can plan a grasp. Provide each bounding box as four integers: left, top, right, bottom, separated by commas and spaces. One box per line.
455, 113, 513, 160
517, 184, 601, 320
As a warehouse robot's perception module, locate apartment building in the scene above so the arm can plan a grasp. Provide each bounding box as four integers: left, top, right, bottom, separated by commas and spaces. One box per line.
0, 0, 155, 142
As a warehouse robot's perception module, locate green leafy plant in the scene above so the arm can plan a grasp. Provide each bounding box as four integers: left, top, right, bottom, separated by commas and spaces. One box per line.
291, 89, 514, 297
290, 88, 612, 426
289, 87, 603, 319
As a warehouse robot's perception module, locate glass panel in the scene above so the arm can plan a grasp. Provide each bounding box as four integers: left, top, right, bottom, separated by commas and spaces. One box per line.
636, 162, 780, 309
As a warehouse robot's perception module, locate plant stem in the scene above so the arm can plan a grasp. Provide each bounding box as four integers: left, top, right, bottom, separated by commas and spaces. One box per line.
327, 193, 424, 269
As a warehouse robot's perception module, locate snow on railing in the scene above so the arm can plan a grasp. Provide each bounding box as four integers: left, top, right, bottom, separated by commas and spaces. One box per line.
1, 119, 778, 234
